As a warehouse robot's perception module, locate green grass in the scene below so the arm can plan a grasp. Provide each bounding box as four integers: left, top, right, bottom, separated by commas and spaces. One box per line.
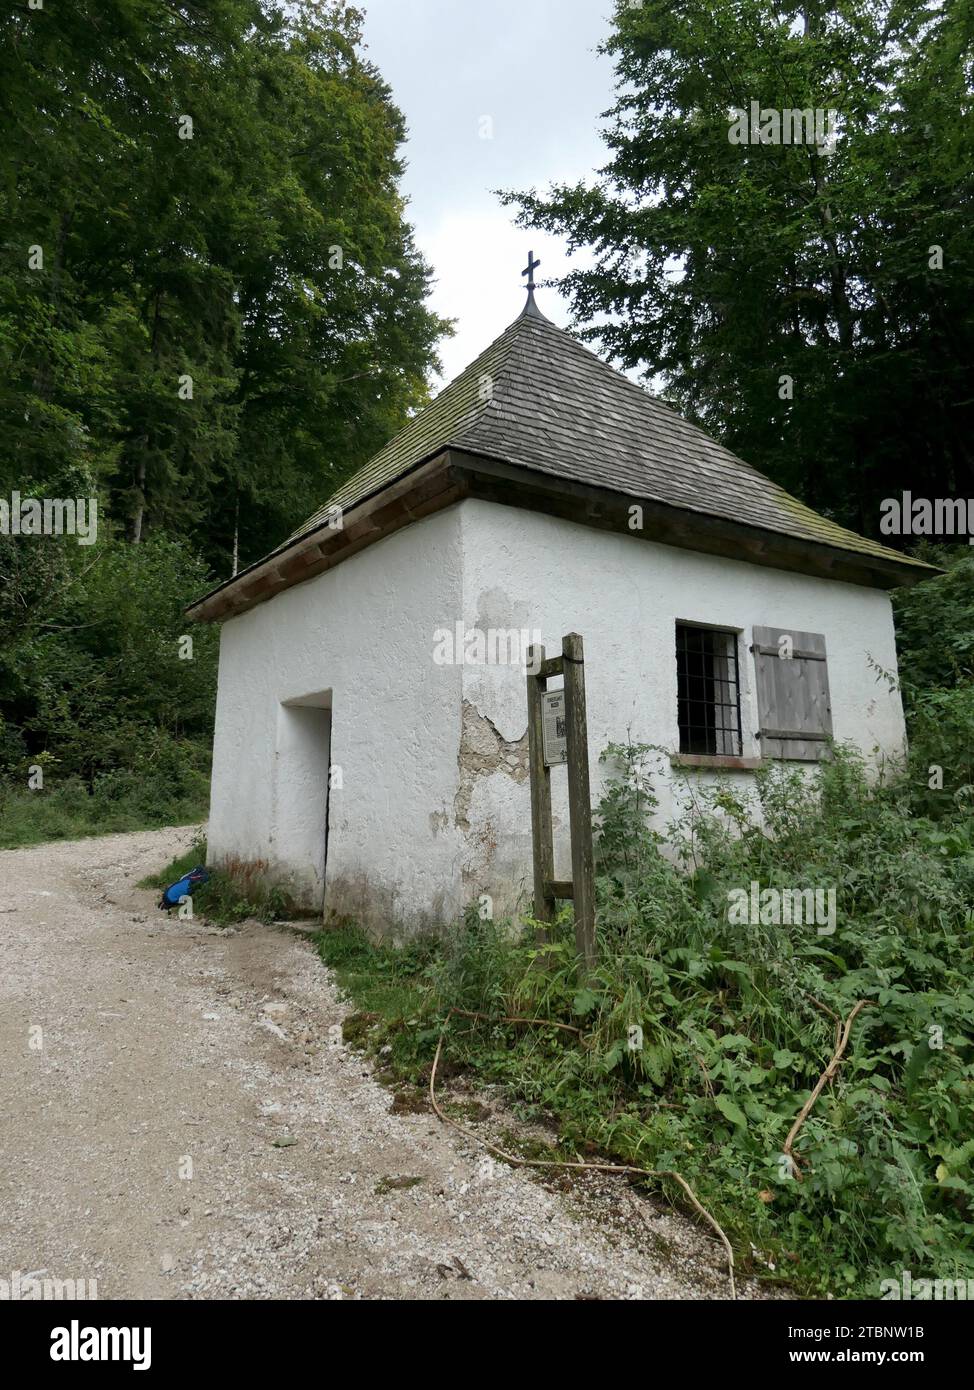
0, 778, 209, 850
309, 748, 974, 1301
317, 925, 435, 1012
138, 842, 205, 891
316, 924, 442, 1075
139, 837, 306, 925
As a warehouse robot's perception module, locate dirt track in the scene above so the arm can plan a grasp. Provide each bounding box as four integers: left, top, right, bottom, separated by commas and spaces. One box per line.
0, 826, 759, 1300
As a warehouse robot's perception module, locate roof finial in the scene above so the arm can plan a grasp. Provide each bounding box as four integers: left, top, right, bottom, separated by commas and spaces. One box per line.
520, 249, 545, 319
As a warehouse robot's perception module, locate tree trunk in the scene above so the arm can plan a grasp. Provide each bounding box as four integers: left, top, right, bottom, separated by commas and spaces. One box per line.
129, 453, 146, 542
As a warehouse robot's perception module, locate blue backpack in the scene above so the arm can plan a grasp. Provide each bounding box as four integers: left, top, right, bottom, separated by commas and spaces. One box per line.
158, 865, 210, 910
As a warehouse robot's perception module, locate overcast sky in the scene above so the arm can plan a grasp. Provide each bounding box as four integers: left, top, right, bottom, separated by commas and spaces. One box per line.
359, 0, 618, 384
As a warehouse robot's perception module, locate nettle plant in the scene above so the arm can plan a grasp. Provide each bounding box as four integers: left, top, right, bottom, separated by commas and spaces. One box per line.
595, 738, 666, 875
429, 740, 974, 1294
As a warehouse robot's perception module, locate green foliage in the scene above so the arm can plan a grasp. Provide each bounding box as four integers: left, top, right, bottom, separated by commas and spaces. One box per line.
316, 925, 443, 1078
320, 744, 974, 1297
504, 0, 974, 534
890, 548, 974, 816
139, 835, 298, 925
595, 737, 663, 877
0, 531, 219, 840
894, 549, 974, 700
0, 0, 447, 568
0, 1, 449, 842
0, 771, 207, 850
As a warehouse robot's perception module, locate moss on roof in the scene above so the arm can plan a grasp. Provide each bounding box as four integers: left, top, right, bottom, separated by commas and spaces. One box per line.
291, 308, 931, 575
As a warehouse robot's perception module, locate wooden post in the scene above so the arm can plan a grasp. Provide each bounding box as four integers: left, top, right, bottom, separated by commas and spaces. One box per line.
562, 632, 596, 979
526, 644, 555, 939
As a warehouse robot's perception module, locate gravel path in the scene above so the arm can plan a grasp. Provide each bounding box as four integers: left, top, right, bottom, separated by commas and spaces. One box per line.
0, 826, 763, 1300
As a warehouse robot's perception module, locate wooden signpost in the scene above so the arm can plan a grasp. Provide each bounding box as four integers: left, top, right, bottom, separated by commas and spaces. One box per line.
525, 632, 596, 979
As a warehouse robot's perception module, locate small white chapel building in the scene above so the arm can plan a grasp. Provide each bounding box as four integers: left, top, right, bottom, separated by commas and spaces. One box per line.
188, 273, 932, 937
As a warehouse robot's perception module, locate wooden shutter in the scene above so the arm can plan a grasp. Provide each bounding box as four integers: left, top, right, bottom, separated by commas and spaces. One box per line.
751, 627, 833, 762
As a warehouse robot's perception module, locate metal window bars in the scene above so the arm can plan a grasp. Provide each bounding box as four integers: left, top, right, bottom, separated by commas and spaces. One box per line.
676, 624, 743, 756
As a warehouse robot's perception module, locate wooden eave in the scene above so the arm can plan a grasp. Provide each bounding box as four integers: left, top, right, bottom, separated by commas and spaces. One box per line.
186, 449, 936, 625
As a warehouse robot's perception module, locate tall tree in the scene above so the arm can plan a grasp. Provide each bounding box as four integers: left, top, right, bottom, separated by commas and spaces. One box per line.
504, 1, 974, 536
0, 0, 449, 803
0, 0, 448, 570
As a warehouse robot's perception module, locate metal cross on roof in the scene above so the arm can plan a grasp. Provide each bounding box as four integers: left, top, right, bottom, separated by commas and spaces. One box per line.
521, 250, 541, 292
520, 249, 546, 319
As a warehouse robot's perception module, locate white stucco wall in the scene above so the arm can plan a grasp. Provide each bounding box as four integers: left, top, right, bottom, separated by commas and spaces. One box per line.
208, 506, 468, 933
207, 496, 907, 937
456, 501, 907, 919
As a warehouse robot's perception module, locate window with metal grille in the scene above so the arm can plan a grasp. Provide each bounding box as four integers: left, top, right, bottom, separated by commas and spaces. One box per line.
675, 624, 743, 756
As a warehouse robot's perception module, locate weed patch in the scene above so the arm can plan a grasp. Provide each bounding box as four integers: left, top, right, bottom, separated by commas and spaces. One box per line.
139, 835, 302, 926
311, 746, 974, 1299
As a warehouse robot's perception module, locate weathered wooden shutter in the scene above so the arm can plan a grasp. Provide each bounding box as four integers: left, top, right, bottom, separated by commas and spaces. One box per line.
751, 627, 833, 762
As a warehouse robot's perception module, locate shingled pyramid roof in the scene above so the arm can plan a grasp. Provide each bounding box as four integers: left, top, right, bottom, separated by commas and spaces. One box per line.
188, 295, 935, 622
292, 302, 929, 574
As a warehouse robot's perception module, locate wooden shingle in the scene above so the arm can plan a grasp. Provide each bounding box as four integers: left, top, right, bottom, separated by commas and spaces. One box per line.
292, 308, 931, 574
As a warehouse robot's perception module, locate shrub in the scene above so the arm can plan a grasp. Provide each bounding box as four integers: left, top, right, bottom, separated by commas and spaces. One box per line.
373, 744, 974, 1297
